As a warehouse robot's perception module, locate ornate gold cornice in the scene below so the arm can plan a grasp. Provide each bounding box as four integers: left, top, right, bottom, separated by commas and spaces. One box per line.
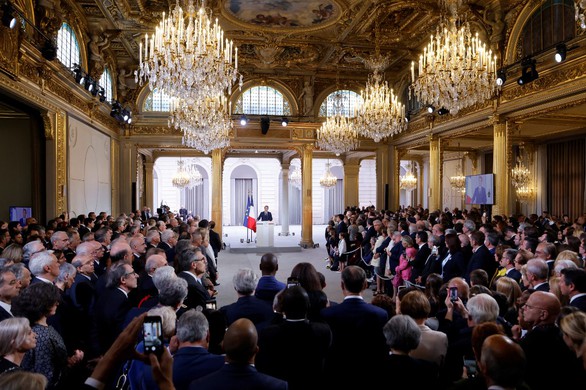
42, 112, 55, 140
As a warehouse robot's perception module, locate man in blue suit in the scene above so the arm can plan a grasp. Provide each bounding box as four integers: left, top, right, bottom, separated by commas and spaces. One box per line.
254, 253, 286, 303
189, 318, 288, 390
471, 175, 488, 204
258, 205, 273, 221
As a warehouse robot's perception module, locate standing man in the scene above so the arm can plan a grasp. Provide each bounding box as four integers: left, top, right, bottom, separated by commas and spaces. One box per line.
471, 175, 487, 204
258, 205, 273, 221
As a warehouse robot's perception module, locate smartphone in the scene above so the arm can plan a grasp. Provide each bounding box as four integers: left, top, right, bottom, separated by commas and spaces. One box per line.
143, 315, 164, 356
287, 277, 299, 288
398, 285, 407, 292
205, 300, 217, 310
463, 358, 478, 378
449, 286, 459, 302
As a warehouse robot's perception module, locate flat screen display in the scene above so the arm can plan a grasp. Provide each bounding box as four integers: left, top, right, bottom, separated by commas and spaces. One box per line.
9, 207, 32, 224
465, 174, 494, 205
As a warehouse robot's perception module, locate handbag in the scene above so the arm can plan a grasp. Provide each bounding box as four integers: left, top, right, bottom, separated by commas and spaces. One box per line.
370, 256, 380, 268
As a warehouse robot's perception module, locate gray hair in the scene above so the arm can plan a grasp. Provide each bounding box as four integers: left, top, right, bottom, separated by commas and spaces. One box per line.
152, 265, 177, 290
161, 229, 176, 244
106, 262, 129, 288
147, 306, 177, 339
50, 231, 68, 245
8, 263, 26, 280
28, 251, 54, 276
158, 277, 188, 307
463, 220, 476, 233
175, 309, 209, 343
232, 268, 258, 295
383, 314, 421, 353
75, 242, 95, 257
526, 258, 549, 280
56, 262, 76, 284
554, 259, 578, 275
145, 230, 160, 244
0, 317, 32, 356
22, 240, 45, 263
466, 293, 499, 324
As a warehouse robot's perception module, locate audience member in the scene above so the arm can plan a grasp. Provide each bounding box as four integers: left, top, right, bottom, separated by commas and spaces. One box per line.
254, 253, 286, 303
0, 317, 36, 374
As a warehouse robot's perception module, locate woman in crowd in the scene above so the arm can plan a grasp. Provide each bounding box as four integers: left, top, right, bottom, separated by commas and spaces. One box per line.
494, 276, 523, 325
289, 262, 329, 321
1, 244, 23, 264
559, 310, 586, 371
0, 317, 37, 374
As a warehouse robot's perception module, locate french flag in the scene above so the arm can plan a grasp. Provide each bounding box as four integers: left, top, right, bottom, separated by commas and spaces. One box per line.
243, 194, 256, 232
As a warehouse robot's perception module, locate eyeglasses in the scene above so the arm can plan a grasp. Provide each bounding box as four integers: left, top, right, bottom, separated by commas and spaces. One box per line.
523, 303, 546, 312
124, 271, 138, 277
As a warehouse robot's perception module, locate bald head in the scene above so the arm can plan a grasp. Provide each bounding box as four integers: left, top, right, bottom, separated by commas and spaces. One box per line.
222, 318, 258, 364
480, 335, 526, 388
145, 254, 168, 275
259, 253, 278, 275
526, 291, 561, 325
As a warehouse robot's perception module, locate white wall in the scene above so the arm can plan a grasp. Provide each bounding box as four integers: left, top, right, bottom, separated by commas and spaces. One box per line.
68, 117, 111, 217
359, 159, 376, 208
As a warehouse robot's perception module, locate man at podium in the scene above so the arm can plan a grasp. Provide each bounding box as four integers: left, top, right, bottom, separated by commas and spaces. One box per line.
258, 205, 273, 221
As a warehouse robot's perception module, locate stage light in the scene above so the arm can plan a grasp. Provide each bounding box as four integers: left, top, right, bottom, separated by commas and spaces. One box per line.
90, 81, 99, 96
496, 69, 506, 86
73, 64, 84, 83
98, 87, 106, 102
281, 117, 289, 127
239, 115, 248, 126
1, 3, 17, 29
517, 58, 538, 85
427, 105, 435, 114
554, 43, 567, 63
404, 112, 411, 123
437, 107, 449, 116
260, 116, 270, 135
84, 76, 94, 91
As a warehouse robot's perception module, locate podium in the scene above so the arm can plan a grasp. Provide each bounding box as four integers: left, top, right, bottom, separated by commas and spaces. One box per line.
257, 221, 274, 247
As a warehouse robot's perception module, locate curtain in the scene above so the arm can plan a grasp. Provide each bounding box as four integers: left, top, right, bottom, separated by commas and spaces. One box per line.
323, 179, 344, 221
182, 179, 208, 219
547, 139, 586, 219
288, 184, 301, 224
233, 179, 253, 225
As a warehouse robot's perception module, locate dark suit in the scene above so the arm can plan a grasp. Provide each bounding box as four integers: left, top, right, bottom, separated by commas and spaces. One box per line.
570, 295, 586, 311
464, 245, 496, 283
208, 228, 222, 259
157, 241, 176, 266
505, 267, 522, 283
471, 185, 487, 204
258, 211, 273, 221
178, 271, 212, 310
188, 363, 287, 390
420, 253, 441, 285
385, 353, 438, 388
172, 347, 225, 390
410, 243, 430, 283
78, 225, 90, 240
0, 306, 12, 321
321, 297, 388, 388
441, 250, 467, 283
93, 287, 131, 355
254, 275, 286, 303
219, 295, 274, 333
534, 282, 550, 292
335, 220, 348, 235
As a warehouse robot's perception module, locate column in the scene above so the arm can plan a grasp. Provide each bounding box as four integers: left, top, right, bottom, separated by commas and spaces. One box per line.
492, 116, 510, 217
429, 135, 441, 211
280, 163, 290, 236
343, 161, 360, 208
300, 145, 314, 248
145, 161, 154, 211
376, 145, 390, 210
119, 140, 135, 214
211, 149, 224, 238
390, 147, 403, 211
43, 111, 67, 218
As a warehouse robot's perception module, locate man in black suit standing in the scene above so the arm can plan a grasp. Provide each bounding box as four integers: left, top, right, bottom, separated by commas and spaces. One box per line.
0, 268, 19, 321
208, 220, 223, 262
464, 231, 496, 284
258, 205, 273, 221
409, 231, 430, 284
560, 268, 586, 311
177, 248, 212, 310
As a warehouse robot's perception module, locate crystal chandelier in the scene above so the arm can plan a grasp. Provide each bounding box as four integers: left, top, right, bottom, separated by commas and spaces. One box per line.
316, 92, 359, 156
511, 145, 530, 189
172, 158, 191, 188
400, 164, 417, 191
320, 161, 338, 189
187, 162, 203, 187
355, 22, 407, 142
516, 186, 534, 203
576, 0, 586, 30
410, 4, 497, 115
449, 160, 466, 193
289, 165, 302, 189
135, 0, 241, 102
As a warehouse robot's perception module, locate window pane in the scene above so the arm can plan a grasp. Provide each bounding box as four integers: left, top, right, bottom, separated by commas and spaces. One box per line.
144, 89, 171, 112
99, 68, 113, 103
319, 90, 363, 118
235, 86, 291, 115
57, 23, 81, 69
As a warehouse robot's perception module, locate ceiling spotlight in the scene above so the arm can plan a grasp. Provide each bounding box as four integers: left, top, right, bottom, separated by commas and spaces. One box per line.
239, 114, 248, 126
437, 107, 450, 116
90, 81, 99, 96
404, 112, 411, 123
84, 76, 94, 91
496, 69, 507, 86
517, 58, 538, 85
122, 108, 131, 122
427, 106, 435, 114
73, 64, 84, 83
2, 3, 17, 29
260, 116, 270, 135
281, 117, 289, 127
98, 87, 106, 102
554, 43, 567, 63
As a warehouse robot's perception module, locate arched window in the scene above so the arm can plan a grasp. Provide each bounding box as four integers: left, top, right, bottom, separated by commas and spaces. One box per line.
234, 86, 291, 115
319, 90, 362, 117
520, 0, 575, 58
143, 89, 171, 112
99, 68, 113, 103
57, 23, 81, 69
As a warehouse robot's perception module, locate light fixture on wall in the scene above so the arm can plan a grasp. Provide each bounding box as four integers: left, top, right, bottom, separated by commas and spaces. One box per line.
320, 161, 338, 189
172, 158, 191, 188
400, 163, 417, 192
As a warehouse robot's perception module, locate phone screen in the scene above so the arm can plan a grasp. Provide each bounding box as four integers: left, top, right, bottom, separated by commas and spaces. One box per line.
463, 358, 478, 378
205, 300, 217, 310
449, 287, 459, 302
143, 315, 164, 355
287, 277, 299, 288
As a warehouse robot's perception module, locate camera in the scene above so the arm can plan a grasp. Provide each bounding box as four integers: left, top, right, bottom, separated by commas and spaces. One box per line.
143, 315, 164, 356
449, 286, 459, 302
287, 277, 299, 288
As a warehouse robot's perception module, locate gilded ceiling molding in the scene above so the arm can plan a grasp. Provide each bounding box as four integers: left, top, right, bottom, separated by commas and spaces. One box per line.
507, 94, 586, 122
131, 126, 181, 135
42, 112, 55, 140
0, 24, 22, 78
503, 0, 548, 65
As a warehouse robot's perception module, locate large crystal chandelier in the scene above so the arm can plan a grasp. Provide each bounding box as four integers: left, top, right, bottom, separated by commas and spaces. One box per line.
576, 0, 586, 30
516, 186, 534, 204
410, 2, 497, 115
400, 164, 417, 191
355, 22, 407, 142
172, 158, 191, 188
289, 165, 302, 189
135, 0, 241, 102
511, 145, 530, 189
449, 148, 466, 192
320, 161, 338, 189
187, 161, 203, 187
316, 92, 359, 156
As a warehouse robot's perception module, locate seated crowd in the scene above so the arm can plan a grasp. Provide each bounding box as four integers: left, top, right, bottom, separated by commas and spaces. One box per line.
0, 205, 584, 390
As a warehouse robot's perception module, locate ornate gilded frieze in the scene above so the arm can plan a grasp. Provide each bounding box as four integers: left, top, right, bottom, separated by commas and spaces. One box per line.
56, 111, 66, 213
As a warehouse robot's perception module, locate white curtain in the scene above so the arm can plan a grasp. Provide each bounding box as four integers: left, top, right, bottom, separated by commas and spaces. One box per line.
233, 179, 254, 225
181, 179, 209, 219
288, 184, 302, 224
323, 179, 343, 221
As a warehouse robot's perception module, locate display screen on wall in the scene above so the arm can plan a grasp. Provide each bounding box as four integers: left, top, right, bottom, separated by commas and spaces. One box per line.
9, 206, 32, 224
465, 174, 494, 205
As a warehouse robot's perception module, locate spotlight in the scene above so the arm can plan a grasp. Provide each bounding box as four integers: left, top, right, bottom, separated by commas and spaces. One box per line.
427, 106, 435, 114
260, 116, 270, 135
404, 112, 411, 123
239, 115, 248, 126
496, 69, 506, 86
554, 43, 567, 63
110, 101, 123, 121
517, 58, 538, 85
122, 108, 131, 123
437, 107, 449, 116
281, 117, 289, 127
41, 39, 57, 61
98, 87, 106, 102
73, 64, 83, 83
84, 76, 94, 91
1, 3, 17, 29
90, 81, 99, 96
